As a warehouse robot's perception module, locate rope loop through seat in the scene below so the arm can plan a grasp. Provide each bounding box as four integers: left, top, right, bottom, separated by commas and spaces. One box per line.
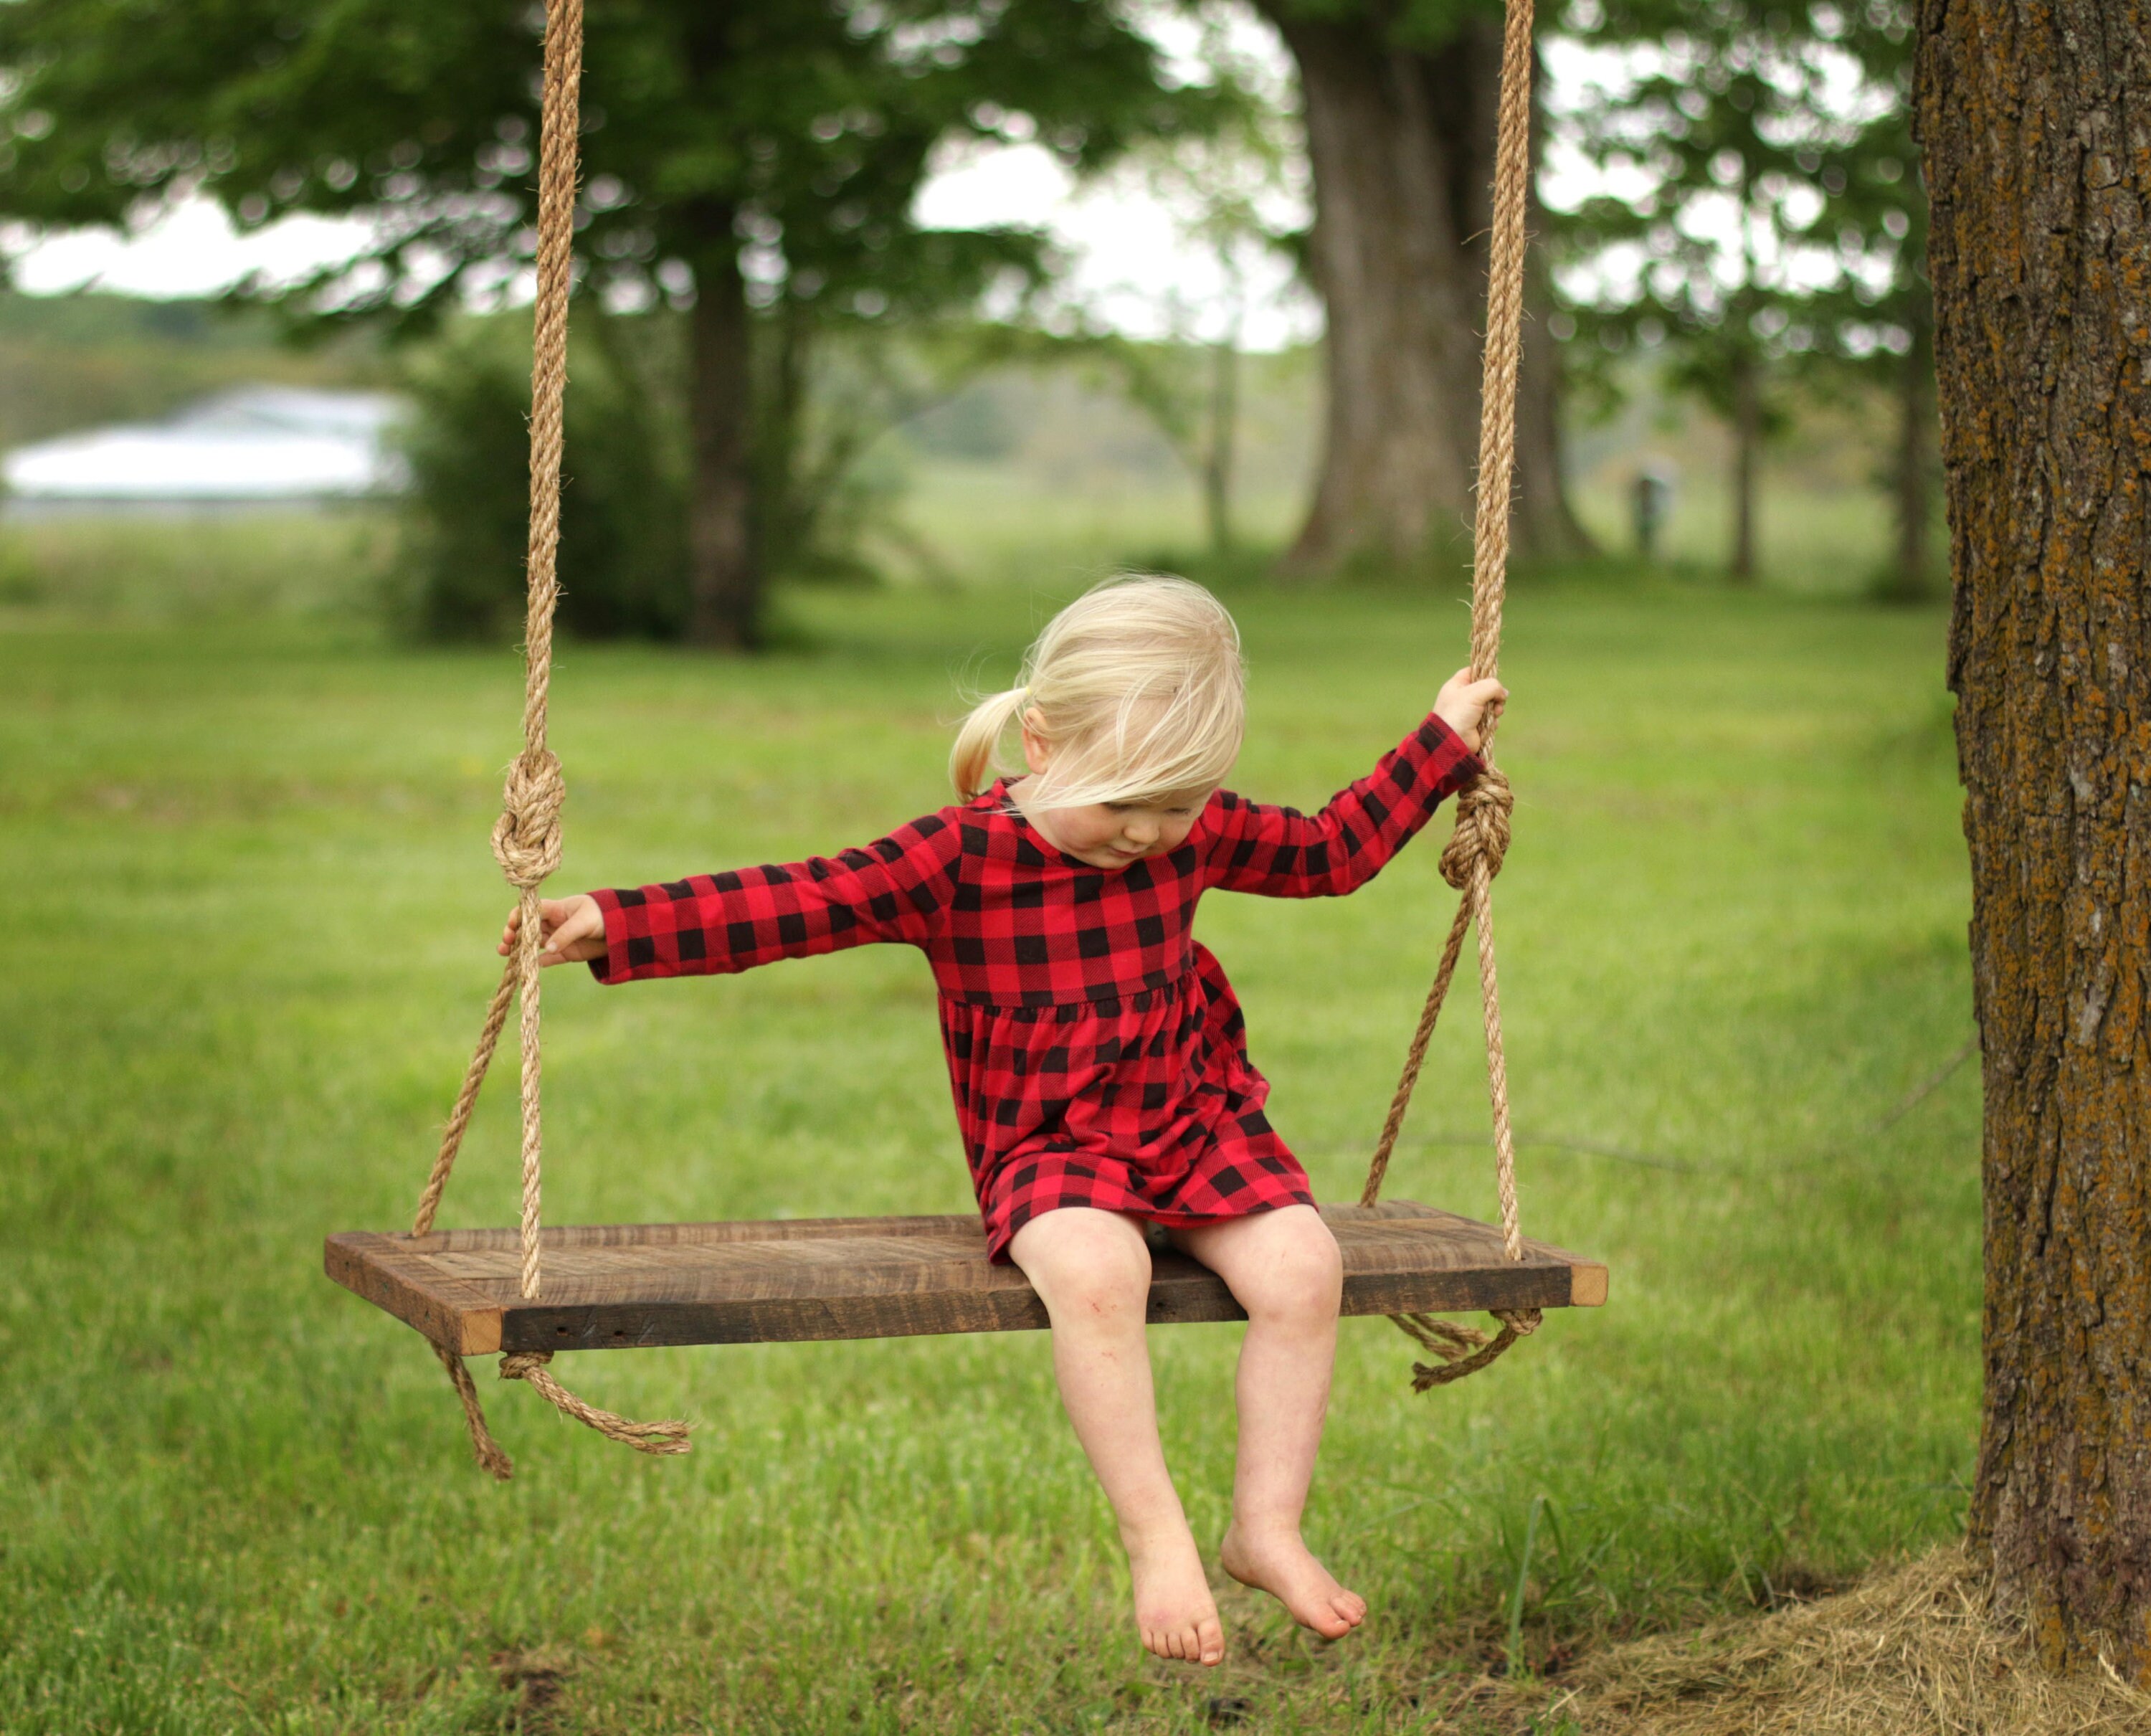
432, 1343, 689, 1484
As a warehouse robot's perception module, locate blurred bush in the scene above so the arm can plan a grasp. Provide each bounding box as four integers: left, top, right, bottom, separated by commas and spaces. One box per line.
393, 310, 936, 640
393, 317, 690, 641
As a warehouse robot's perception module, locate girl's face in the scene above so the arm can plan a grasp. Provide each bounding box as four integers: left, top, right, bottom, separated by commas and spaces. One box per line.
1018, 717, 1214, 871
1030, 792, 1212, 869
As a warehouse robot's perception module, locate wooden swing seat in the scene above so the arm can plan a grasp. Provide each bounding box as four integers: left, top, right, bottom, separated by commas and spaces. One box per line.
327, 1199, 1605, 1357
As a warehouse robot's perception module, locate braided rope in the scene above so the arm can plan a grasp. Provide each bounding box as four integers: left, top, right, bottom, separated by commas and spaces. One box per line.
493, 0, 584, 1306
1362, 0, 1544, 1382
432, 1344, 690, 1480
406, 0, 690, 1476
412, 959, 516, 1238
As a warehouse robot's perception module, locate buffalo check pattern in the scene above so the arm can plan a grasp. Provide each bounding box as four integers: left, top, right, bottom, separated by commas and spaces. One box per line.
592, 713, 1481, 1259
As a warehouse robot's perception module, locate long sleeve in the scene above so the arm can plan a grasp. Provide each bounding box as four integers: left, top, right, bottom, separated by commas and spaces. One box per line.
587, 809, 964, 984
1200, 713, 1481, 898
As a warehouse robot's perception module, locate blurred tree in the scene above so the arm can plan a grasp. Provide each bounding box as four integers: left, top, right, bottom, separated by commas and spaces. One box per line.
1249, 0, 1593, 574
0, 0, 1229, 646
1791, 4, 1934, 599
1554, 0, 1891, 584
1084, 107, 1299, 559
1085, 328, 1246, 556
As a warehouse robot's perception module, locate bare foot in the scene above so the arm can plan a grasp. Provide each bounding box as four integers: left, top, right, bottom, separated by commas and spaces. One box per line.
1125, 1524, 1225, 1666
1220, 1523, 1367, 1639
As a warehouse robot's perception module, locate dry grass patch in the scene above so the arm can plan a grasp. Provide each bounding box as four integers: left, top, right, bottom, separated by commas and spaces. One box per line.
1497, 1546, 2151, 1735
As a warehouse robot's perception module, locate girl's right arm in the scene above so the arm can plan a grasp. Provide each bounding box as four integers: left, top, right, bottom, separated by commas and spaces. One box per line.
501, 809, 964, 982
1197, 667, 1504, 901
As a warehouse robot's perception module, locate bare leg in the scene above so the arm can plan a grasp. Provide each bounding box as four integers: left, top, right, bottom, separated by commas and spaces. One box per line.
1008, 1208, 1225, 1666
1170, 1205, 1366, 1639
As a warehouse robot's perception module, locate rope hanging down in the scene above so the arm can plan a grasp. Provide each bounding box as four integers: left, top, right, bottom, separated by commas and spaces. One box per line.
1357, 0, 1543, 1390
408, 0, 686, 1479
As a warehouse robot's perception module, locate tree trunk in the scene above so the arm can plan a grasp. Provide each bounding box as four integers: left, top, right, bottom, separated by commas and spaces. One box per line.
1917, 0, 2151, 1681
1264, 11, 1591, 574
1205, 337, 1238, 555
1729, 343, 1760, 584
685, 207, 759, 650
1894, 309, 1936, 596
755, 295, 812, 583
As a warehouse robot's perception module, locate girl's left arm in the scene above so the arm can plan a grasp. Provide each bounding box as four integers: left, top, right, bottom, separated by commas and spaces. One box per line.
1200, 714, 1482, 899
586, 810, 964, 984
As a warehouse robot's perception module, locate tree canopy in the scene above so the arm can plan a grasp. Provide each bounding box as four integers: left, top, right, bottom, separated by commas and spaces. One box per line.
1552, 0, 1919, 579
0, 0, 1235, 643
0, 0, 1225, 322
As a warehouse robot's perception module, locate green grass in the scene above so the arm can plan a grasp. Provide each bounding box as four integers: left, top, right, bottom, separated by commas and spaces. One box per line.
1568, 481, 1898, 596
895, 460, 1307, 585
0, 571, 1977, 1732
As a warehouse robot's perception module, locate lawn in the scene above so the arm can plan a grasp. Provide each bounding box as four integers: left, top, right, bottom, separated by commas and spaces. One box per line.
1, 570, 1978, 1732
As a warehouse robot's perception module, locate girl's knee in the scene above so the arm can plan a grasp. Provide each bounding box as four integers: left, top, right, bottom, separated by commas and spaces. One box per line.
1053, 1243, 1154, 1322
1245, 1219, 1343, 1322
1014, 1209, 1153, 1320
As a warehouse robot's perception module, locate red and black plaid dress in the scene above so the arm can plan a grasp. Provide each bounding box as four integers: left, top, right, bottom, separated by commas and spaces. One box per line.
589, 712, 1481, 1260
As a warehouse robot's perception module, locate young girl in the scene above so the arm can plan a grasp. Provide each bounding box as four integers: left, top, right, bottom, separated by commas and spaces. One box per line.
504, 576, 1505, 1667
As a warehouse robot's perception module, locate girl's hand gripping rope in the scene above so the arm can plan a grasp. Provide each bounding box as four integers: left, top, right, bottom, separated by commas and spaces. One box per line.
1434, 668, 1509, 752
500, 893, 607, 966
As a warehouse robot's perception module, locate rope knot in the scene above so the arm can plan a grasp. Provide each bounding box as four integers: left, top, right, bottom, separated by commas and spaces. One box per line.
1439, 763, 1514, 891
492, 749, 566, 888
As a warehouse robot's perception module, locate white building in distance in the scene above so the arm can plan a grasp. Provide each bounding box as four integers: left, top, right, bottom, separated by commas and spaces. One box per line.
4, 384, 409, 512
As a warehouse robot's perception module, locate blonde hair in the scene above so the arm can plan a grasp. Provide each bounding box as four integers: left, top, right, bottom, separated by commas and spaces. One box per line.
951, 574, 1246, 812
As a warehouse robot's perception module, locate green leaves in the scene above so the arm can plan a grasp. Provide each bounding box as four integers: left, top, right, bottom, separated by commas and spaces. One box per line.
0, 0, 1230, 331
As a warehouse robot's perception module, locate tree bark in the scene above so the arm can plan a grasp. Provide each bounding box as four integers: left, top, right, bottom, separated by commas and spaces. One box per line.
1917, 0, 2151, 1680
755, 295, 812, 584
685, 206, 759, 650
1265, 10, 1592, 574
1729, 343, 1760, 584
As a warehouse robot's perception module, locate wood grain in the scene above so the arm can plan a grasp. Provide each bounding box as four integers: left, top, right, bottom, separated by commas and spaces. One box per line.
326, 1201, 1605, 1355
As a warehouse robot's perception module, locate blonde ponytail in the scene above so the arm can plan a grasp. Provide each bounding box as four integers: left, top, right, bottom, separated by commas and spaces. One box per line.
950, 685, 1031, 802
948, 574, 1247, 811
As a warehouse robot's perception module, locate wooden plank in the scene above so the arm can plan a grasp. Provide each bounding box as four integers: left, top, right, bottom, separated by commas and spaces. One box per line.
408, 1213, 974, 1253
324, 1202, 1605, 1355
324, 1232, 506, 1355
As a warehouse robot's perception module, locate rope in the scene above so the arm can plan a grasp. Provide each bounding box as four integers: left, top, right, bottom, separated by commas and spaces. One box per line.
501, 1354, 692, 1454
497, 0, 584, 1307
433, 1344, 690, 1481
412, 959, 516, 1238
405, 0, 690, 1475
1360, 0, 1544, 1383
